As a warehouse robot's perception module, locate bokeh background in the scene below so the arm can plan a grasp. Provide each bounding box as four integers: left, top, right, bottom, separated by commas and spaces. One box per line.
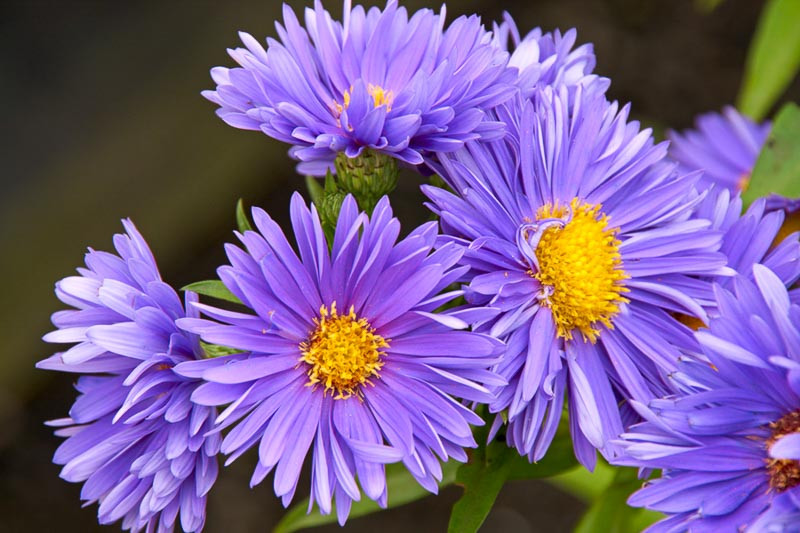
3, 0, 799, 531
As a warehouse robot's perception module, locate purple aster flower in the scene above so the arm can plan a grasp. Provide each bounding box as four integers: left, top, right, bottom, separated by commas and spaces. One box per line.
618, 265, 800, 531
173, 194, 503, 524
763, 192, 800, 307
668, 106, 771, 193
767, 197, 800, 300
669, 187, 800, 331
690, 189, 800, 310
491, 12, 607, 98
203, 0, 518, 175
37, 220, 220, 533
424, 85, 731, 469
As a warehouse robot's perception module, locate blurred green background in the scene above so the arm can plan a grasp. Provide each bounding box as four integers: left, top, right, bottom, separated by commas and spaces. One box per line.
2, 0, 799, 531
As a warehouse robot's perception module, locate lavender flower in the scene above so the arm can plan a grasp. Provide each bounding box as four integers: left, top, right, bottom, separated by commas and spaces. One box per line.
174, 194, 503, 524
619, 265, 800, 531
492, 12, 606, 98
669, 108, 800, 301
668, 106, 770, 193
203, 0, 517, 175
763, 195, 800, 307
424, 85, 730, 469
38, 220, 219, 532
691, 189, 800, 312
666, 186, 800, 331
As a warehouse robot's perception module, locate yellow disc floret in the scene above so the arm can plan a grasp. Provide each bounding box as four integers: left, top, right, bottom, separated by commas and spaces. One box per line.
766, 409, 800, 492
366, 84, 393, 110
299, 302, 388, 399
333, 84, 394, 120
533, 198, 629, 343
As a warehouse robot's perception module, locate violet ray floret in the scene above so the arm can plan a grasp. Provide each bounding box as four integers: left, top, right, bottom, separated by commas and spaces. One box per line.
39, 220, 219, 533
174, 194, 504, 525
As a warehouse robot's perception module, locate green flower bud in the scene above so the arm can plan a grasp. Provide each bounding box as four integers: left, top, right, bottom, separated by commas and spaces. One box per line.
334, 150, 399, 214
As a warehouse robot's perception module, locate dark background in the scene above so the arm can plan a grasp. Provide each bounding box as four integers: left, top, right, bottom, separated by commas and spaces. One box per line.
2, 0, 798, 531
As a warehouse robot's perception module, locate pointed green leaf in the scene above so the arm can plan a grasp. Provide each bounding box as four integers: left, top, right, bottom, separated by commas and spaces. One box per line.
236, 198, 253, 233
448, 423, 577, 533
305, 175, 325, 206
273, 461, 459, 533
447, 444, 513, 533
743, 102, 800, 203
181, 280, 241, 304
323, 171, 338, 194
737, 0, 800, 120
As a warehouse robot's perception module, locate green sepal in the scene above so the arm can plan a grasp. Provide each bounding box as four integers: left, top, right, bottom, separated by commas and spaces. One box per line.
235, 198, 254, 233
317, 170, 345, 246
427, 174, 454, 193
304, 175, 325, 206
181, 280, 242, 304
199, 340, 244, 359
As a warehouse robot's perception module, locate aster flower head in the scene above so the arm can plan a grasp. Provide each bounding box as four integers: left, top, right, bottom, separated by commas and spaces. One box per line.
492, 12, 607, 98
424, 85, 731, 469
690, 188, 800, 312
174, 194, 504, 524
766, 196, 800, 298
619, 265, 800, 531
668, 106, 771, 193
38, 220, 219, 533
203, 0, 518, 175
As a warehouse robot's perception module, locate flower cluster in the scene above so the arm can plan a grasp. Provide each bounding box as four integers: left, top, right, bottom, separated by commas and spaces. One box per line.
39, 221, 219, 532
175, 195, 503, 522
38, 1, 800, 531
203, 0, 517, 175
668, 106, 770, 193
618, 267, 800, 530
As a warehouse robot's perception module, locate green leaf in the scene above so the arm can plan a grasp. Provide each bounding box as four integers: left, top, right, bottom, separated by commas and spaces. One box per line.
448, 422, 578, 533
181, 280, 241, 304
448, 443, 513, 533
547, 461, 616, 502
738, 0, 800, 120
235, 198, 253, 233
199, 340, 243, 358
743, 102, 800, 203
273, 461, 459, 533
305, 175, 325, 206
573, 467, 662, 533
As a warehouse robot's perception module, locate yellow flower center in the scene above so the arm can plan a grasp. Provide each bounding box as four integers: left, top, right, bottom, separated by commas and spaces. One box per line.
299, 303, 388, 399
366, 84, 393, 109
767, 409, 800, 492
674, 313, 707, 331
774, 209, 800, 248
333, 84, 394, 118
533, 198, 629, 343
